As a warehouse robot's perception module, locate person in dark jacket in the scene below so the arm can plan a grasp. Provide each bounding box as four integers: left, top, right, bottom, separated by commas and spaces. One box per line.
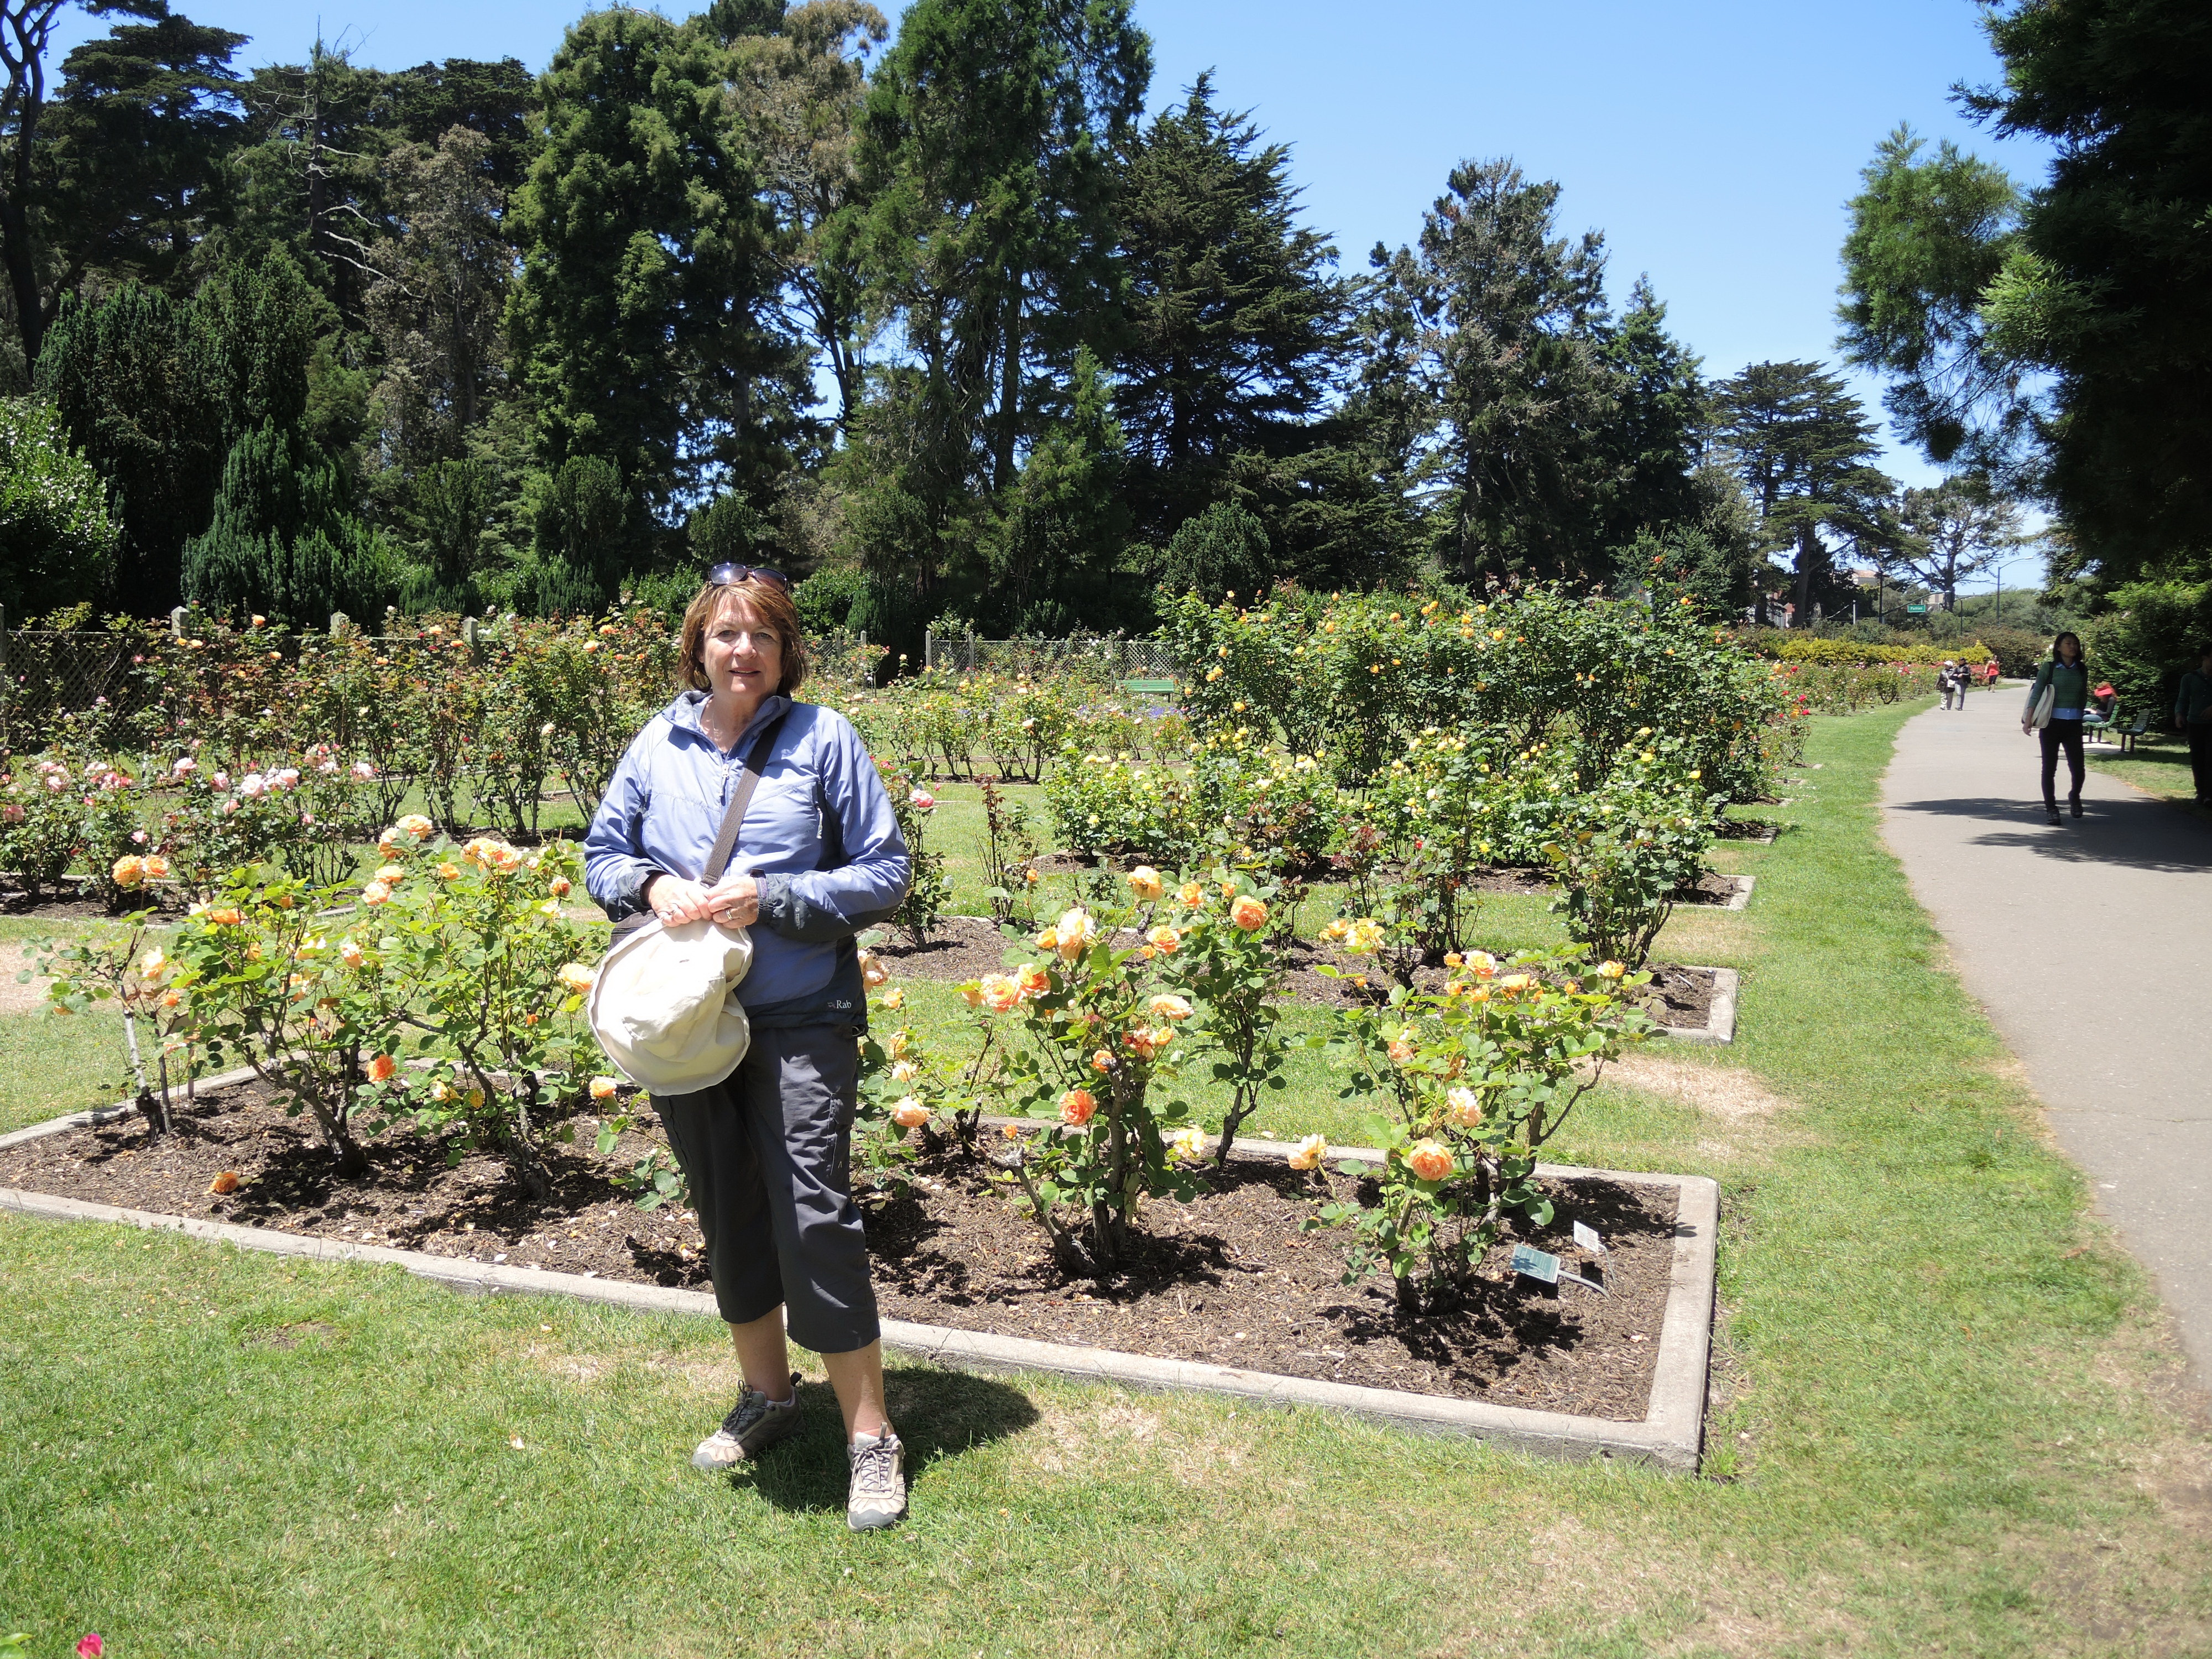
2175, 646, 2212, 806
584, 568, 914, 1530
2022, 631, 2093, 825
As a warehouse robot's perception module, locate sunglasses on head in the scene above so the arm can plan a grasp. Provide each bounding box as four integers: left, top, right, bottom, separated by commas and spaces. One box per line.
706, 563, 790, 591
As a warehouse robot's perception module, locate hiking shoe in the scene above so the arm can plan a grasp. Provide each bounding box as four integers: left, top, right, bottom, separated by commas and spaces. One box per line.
691, 1373, 803, 1470
846, 1431, 907, 1531
2046, 807, 2062, 826
2070, 799, 2084, 819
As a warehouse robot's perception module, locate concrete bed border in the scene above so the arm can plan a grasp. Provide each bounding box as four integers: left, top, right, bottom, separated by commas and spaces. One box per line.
1656, 967, 1739, 1047
0, 1095, 1719, 1470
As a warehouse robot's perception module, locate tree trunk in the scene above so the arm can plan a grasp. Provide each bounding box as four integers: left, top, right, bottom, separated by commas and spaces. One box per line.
993, 275, 1022, 492
1793, 521, 1820, 628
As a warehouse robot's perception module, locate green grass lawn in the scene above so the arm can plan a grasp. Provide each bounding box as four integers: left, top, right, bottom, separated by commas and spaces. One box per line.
2088, 736, 2206, 808
4, 705, 2209, 1656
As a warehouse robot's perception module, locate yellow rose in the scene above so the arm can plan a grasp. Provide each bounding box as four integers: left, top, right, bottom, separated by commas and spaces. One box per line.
556, 962, 596, 994
1125, 865, 1164, 901
589, 1076, 620, 1100
1288, 1133, 1328, 1171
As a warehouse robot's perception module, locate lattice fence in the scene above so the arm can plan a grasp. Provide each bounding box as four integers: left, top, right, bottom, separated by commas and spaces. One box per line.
0, 629, 159, 750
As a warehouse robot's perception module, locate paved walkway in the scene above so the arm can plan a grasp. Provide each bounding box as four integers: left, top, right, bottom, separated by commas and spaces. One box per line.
1881, 687, 2212, 1387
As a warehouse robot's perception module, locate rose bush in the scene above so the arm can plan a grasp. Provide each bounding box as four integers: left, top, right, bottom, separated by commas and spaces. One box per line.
1308, 953, 1653, 1308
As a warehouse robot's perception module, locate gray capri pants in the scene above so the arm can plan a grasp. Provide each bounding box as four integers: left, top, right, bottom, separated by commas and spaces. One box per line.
650, 1022, 881, 1354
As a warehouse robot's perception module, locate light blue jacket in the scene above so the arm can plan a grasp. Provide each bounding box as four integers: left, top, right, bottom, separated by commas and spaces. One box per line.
583, 692, 910, 1030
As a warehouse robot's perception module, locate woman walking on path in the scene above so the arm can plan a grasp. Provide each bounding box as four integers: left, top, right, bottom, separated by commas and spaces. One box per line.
2176, 646, 2212, 806
584, 567, 915, 1531
2022, 630, 2094, 825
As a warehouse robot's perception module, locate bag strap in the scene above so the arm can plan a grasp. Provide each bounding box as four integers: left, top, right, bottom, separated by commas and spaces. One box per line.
611, 708, 790, 940
702, 707, 791, 884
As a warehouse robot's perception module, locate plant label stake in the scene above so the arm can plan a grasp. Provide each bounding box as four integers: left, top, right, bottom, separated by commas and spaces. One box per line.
1510, 1243, 1561, 1284
1573, 1220, 1606, 1253
1559, 1262, 1609, 1296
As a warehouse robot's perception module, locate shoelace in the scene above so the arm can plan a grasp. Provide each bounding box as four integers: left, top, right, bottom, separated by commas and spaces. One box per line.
722, 1391, 771, 1437
851, 1438, 899, 1494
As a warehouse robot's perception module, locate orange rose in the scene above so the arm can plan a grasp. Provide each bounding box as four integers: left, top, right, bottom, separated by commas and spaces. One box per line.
958, 980, 985, 1008
590, 1076, 620, 1100
1016, 962, 1051, 998
978, 973, 1021, 1013
143, 855, 171, 880
549, 875, 572, 897
1058, 1088, 1097, 1126
891, 1098, 931, 1129
1147, 994, 1193, 1022
207, 906, 243, 927
1288, 1133, 1328, 1172
1229, 895, 1268, 931
111, 855, 146, 889
1145, 925, 1181, 953
1405, 1140, 1453, 1182
1125, 865, 1164, 901
556, 963, 595, 994
1444, 1086, 1483, 1127
1089, 1048, 1115, 1073
1177, 881, 1204, 909
367, 1053, 397, 1082
208, 1170, 241, 1194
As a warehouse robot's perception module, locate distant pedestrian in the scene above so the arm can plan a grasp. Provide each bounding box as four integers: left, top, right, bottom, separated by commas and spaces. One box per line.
1985, 655, 2001, 687
2022, 631, 2093, 825
1939, 660, 1963, 711
2176, 646, 2212, 806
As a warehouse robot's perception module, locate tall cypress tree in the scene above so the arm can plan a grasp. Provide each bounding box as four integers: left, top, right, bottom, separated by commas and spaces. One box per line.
1712, 361, 1894, 625
507, 7, 798, 533
35, 282, 228, 609
1115, 72, 1354, 549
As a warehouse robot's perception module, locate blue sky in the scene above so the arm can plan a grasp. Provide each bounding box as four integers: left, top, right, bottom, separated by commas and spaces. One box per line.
55, 0, 2053, 584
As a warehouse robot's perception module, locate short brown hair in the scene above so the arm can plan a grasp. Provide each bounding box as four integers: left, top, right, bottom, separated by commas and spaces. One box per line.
677, 577, 809, 697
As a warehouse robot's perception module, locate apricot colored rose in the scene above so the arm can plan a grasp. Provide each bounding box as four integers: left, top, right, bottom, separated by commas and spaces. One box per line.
590, 1076, 619, 1100
1126, 865, 1164, 901
891, 1098, 931, 1129
1288, 1133, 1328, 1171
1230, 895, 1267, 931
1058, 1088, 1097, 1126
1177, 881, 1204, 909
208, 1171, 240, 1194
1444, 1086, 1483, 1127
1406, 1140, 1453, 1182
979, 973, 1021, 1013
1147, 994, 1193, 1022
1146, 925, 1181, 953
1016, 962, 1051, 998
367, 1054, 397, 1082
112, 855, 146, 889
556, 962, 596, 994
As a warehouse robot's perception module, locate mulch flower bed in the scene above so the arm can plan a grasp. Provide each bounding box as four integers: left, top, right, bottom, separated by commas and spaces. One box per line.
876, 915, 1016, 982
3, 1081, 1677, 1420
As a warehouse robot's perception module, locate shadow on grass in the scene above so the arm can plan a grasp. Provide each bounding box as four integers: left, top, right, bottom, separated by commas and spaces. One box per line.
721, 1365, 1041, 1517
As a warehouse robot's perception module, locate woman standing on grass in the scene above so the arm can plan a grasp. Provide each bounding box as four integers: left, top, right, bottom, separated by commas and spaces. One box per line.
583, 567, 914, 1531
2022, 630, 2093, 826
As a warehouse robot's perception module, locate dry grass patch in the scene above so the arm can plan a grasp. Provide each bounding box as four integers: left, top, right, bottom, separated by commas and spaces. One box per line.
1605, 1054, 1792, 1123
0, 941, 52, 1016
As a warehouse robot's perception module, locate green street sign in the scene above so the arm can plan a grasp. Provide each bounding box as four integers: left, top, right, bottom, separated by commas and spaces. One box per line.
1906, 603, 1928, 614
